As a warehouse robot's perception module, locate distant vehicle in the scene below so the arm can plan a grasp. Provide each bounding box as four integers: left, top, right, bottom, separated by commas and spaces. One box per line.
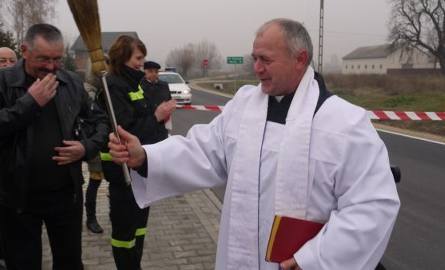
159, 71, 192, 105
164, 67, 177, 72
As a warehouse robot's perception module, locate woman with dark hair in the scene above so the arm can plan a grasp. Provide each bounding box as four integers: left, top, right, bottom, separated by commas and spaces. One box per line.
100, 35, 175, 270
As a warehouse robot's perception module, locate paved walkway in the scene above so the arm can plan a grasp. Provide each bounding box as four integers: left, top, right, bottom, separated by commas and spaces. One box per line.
42, 166, 222, 270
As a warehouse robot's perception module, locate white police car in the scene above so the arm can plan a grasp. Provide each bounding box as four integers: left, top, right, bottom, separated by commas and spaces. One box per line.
158, 71, 192, 105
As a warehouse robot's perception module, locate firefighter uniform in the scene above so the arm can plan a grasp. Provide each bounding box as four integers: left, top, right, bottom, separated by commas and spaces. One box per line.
100, 64, 171, 270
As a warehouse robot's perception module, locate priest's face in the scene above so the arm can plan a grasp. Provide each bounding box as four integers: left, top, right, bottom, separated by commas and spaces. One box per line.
252, 24, 308, 96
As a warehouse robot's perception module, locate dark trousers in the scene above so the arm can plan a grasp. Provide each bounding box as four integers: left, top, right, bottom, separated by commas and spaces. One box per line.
85, 179, 102, 219
0, 193, 83, 270
109, 182, 150, 270
0, 233, 3, 257
0, 231, 4, 262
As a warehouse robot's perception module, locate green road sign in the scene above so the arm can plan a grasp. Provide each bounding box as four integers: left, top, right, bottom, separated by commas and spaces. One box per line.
227, 56, 243, 64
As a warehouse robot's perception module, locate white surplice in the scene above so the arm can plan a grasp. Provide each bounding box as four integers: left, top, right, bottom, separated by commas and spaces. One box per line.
131, 67, 400, 270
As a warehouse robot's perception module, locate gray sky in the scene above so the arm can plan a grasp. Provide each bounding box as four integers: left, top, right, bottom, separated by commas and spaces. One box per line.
56, 0, 392, 66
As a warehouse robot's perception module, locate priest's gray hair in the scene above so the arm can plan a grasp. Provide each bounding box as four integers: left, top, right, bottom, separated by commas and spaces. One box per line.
256, 18, 313, 66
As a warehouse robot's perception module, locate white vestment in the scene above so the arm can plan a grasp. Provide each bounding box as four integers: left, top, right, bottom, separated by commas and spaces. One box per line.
131, 67, 400, 270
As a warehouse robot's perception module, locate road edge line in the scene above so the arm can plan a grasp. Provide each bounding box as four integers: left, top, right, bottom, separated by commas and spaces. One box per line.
190, 82, 234, 98
376, 128, 445, 145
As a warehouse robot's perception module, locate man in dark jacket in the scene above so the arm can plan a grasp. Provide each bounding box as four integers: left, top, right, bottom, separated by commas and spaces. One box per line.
0, 23, 109, 270
141, 60, 173, 139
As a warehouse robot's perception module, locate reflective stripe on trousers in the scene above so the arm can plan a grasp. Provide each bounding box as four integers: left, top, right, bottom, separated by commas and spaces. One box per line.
111, 227, 147, 249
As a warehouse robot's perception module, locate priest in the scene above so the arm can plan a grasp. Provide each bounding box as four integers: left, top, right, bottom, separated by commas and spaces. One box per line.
108, 18, 400, 270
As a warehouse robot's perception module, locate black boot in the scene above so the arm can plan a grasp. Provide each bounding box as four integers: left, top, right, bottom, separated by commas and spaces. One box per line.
85, 179, 103, 234
86, 216, 103, 234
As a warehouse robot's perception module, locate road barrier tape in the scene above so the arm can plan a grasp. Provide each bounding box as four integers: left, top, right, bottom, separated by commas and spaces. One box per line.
368, 111, 445, 121
177, 104, 225, 112
176, 105, 445, 121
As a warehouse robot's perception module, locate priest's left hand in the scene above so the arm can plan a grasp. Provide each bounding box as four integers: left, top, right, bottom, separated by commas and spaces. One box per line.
280, 257, 302, 270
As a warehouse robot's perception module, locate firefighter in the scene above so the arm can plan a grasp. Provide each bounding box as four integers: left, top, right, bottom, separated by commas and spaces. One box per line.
100, 35, 175, 270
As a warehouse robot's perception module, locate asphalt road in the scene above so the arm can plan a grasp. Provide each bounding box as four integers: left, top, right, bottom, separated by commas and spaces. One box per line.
171, 88, 445, 270
379, 132, 445, 269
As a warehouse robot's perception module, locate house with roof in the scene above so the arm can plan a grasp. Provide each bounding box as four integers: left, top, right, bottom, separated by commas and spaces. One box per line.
342, 44, 439, 75
71, 31, 139, 73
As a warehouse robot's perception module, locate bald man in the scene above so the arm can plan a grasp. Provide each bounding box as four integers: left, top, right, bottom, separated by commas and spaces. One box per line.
0, 46, 14, 270
0, 48, 13, 270
0, 47, 17, 270
0, 47, 17, 68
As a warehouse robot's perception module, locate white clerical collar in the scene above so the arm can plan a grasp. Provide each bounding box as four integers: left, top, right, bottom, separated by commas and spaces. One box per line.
274, 95, 284, 102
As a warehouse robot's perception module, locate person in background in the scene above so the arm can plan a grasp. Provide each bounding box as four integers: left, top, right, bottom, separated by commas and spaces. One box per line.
100, 35, 175, 270
0, 47, 17, 68
0, 23, 109, 270
141, 60, 174, 137
82, 54, 112, 235
0, 46, 17, 270
83, 79, 105, 234
108, 18, 400, 270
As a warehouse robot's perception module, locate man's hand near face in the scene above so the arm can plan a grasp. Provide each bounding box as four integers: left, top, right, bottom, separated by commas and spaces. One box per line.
28, 73, 59, 107
53, 140, 85, 165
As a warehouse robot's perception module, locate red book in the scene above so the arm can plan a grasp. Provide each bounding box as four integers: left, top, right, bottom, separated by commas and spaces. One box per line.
265, 215, 324, 263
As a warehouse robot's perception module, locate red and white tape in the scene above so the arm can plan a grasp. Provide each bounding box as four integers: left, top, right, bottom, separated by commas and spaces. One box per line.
176, 105, 445, 121
176, 104, 225, 112
368, 111, 445, 121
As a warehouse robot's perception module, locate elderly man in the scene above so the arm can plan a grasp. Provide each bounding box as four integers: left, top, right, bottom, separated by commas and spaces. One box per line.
0, 47, 17, 68
0, 24, 109, 270
0, 46, 16, 270
141, 60, 174, 134
142, 60, 172, 109
108, 18, 400, 270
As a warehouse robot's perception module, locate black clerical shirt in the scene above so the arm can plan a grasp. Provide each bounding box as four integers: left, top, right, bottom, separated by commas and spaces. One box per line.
266, 92, 295, 124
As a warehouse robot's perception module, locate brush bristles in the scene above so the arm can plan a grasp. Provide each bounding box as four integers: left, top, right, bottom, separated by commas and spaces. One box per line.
67, 0, 106, 75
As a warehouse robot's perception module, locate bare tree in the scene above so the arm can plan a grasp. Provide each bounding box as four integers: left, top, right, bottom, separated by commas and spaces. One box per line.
0, 22, 18, 54
166, 40, 223, 77
242, 54, 255, 75
193, 40, 222, 71
388, 0, 445, 75
1, 0, 56, 44
165, 44, 195, 77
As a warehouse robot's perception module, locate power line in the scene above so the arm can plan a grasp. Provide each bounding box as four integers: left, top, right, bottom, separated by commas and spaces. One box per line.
318, 0, 324, 73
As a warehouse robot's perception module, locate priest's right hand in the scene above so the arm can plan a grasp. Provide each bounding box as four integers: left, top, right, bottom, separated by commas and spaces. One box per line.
108, 126, 146, 168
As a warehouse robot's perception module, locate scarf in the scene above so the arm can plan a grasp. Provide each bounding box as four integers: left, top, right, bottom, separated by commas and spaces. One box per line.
226, 66, 319, 269
120, 65, 145, 90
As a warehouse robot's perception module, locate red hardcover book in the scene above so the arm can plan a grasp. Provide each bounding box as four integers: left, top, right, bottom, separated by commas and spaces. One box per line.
265, 215, 324, 263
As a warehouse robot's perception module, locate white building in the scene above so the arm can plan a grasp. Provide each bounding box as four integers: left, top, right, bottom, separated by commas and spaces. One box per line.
342, 44, 439, 75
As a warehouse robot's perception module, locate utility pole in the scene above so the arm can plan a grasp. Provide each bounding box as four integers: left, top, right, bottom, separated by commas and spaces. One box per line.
318, 0, 324, 73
